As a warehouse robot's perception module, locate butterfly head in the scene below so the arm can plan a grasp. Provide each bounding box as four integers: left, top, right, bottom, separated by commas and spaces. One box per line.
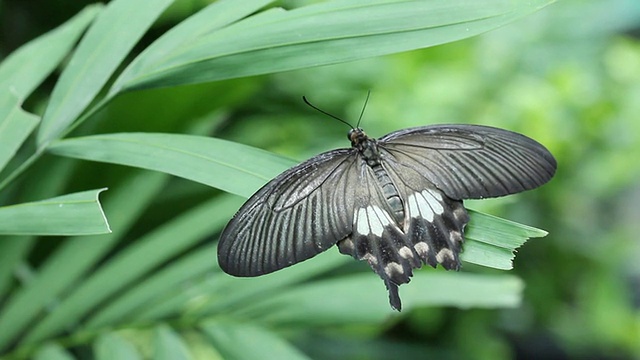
348, 127, 369, 147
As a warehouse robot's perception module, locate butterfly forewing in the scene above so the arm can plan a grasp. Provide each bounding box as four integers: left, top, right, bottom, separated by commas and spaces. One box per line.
378, 125, 557, 200
218, 149, 361, 276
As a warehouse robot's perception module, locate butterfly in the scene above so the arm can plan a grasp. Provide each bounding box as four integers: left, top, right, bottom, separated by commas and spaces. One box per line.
217, 97, 556, 311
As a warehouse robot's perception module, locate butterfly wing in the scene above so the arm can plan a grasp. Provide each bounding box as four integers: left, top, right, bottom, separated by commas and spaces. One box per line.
378, 124, 557, 200
218, 148, 363, 277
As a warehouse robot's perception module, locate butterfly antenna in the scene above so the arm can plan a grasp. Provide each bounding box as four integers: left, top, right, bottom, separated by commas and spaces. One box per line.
303, 96, 355, 129
356, 90, 371, 129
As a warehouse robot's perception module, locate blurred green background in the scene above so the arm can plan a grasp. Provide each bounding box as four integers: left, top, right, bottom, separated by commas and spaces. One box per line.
1, 0, 639, 359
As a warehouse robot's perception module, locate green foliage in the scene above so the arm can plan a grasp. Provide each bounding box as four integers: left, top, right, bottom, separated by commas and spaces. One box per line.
0, 189, 109, 235
3, 0, 638, 359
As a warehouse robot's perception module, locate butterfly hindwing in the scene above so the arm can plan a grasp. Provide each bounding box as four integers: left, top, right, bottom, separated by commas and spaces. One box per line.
336, 166, 418, 310
403, 188, 468, 269
336, 162, 469, 310
218, 149, 360, 276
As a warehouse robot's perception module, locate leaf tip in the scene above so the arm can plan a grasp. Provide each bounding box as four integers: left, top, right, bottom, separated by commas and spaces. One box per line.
96, 187, 112, 233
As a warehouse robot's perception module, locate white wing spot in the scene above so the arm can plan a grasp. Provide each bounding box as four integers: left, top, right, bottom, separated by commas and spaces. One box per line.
384, 262, 404, 277
408, 193, 420, 217
453, 207, 467, 220
368, 206, 388, 237
436, 248, 455, 263
422, 190, 444, 215
426, 188, 443, 201
398, 246, 413, 259
362, 252, 378, 266
356, 206, 393, 237
338, 237, 355, 255
411, 192, 434, 221
355, 208, 370, 235
414, 242, 430, 257
449, 230, 463, 244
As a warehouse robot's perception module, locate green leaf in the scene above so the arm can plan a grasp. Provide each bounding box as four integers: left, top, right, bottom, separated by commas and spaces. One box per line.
235, 272, 523, 324
36, 0, 175, 147
0, 171, 167, 352
139, 250, 349, 322
84, 245, 217, 330
33, 343, 75, 360
0, 112, 226, 349
21, 195, 239, 345
48, 133, 294, 198
94, 332, 142, 360
0, 4, 102, 101
119, 0, 555, 90
153, 325, 193, 360
0, 236, 34, 296
0, 189, 110, 236
462, 209, 548, 270
202, 322, 311, 360
111, 0, 275, 95
0, 92, 40, 173
0, 156, 79, 298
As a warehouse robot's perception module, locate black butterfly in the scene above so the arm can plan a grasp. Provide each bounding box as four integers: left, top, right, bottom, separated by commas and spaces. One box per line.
218, 99, 556, 311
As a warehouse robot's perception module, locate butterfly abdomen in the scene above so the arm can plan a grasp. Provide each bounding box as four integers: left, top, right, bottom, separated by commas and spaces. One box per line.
371, 164, 405, 225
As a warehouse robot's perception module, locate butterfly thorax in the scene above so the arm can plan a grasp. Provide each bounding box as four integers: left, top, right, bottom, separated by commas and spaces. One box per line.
349, 128, 381, 166
349, 128, 405, 225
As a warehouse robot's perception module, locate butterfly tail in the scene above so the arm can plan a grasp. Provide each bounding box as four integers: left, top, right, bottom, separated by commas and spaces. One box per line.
338, 213, 423, 311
